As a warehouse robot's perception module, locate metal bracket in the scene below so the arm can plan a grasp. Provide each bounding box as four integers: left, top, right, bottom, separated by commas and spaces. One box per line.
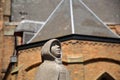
10, 56, 17, 63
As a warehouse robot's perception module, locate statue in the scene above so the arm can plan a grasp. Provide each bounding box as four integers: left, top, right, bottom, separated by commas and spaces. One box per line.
35, 39, 71, 80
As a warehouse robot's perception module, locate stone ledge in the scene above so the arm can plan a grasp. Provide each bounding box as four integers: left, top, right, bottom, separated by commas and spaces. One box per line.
62, 40, 120, 47
4, 27, 15, 36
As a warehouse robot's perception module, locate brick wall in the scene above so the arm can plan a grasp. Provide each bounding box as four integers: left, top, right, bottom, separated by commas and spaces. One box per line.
3, 35, 14, 69
62, 40, 120, 80
17, 47, 41, 80
0, 1, 4, 79
108, 25, 120, 35
10, 40, 120, 80
0, 0, 15, 79
0, 0, 120, 80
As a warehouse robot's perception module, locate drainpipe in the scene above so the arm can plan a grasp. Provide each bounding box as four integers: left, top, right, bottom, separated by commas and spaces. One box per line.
2, 34, 18, 80
10, 35, 18, 63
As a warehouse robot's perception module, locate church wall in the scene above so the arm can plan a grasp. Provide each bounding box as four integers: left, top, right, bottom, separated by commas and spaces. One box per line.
0, 1, 4, 79
0, 0, 15, 79
62, 40, 120, 80
109, 25, 120, 36
16, 47, 42, 80
85, 62, 120, 80
9, 40, 120, 80
0, 0, 120, 80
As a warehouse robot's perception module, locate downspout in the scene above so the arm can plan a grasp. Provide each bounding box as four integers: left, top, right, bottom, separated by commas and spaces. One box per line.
10, 34, 18, 63
2, 34, 18, 80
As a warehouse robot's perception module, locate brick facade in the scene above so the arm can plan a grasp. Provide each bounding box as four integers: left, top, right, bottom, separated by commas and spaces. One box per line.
0, 1, 4, 79
0, 1, 120, 80
0, 0, 15, 80
109, 25, 120, 35
9, 40, 120, 80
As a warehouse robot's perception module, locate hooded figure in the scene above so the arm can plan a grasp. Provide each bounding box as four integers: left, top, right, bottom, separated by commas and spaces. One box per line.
35, 39, 71, 80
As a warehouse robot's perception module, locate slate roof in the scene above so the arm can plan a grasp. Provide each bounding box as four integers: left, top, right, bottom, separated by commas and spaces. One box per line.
83, 0, 120, 24
12, 0, 120, 24
26, 0, 119, 43
12, 0, 61, 21
15, 20, 44, 43
15, 20, 44, 33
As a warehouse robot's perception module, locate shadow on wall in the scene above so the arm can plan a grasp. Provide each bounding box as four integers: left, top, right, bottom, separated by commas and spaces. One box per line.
84, 58, 120, 65
25, 62, 41, 72
63, 58, 120, 66
25, 57, 120, 72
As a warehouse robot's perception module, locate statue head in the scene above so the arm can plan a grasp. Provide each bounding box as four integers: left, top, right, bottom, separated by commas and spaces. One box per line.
50, 40, 61, 58
41, 39, 62, 61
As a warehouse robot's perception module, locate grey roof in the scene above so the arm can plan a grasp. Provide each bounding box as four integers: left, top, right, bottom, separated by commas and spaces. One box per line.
83, 0, 120, 24
27, 0, 119, 43
11, 0, 120, 24
15, 20, 44, 44
15, 20, 44, 33
11, 0, 61, 21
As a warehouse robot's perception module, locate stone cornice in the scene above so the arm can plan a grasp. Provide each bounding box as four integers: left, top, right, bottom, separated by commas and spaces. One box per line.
18, 40, 120, 54
62, 40, 120, 47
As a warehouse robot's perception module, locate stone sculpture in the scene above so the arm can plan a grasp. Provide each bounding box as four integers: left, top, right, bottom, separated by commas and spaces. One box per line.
35, 39, 71, 80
